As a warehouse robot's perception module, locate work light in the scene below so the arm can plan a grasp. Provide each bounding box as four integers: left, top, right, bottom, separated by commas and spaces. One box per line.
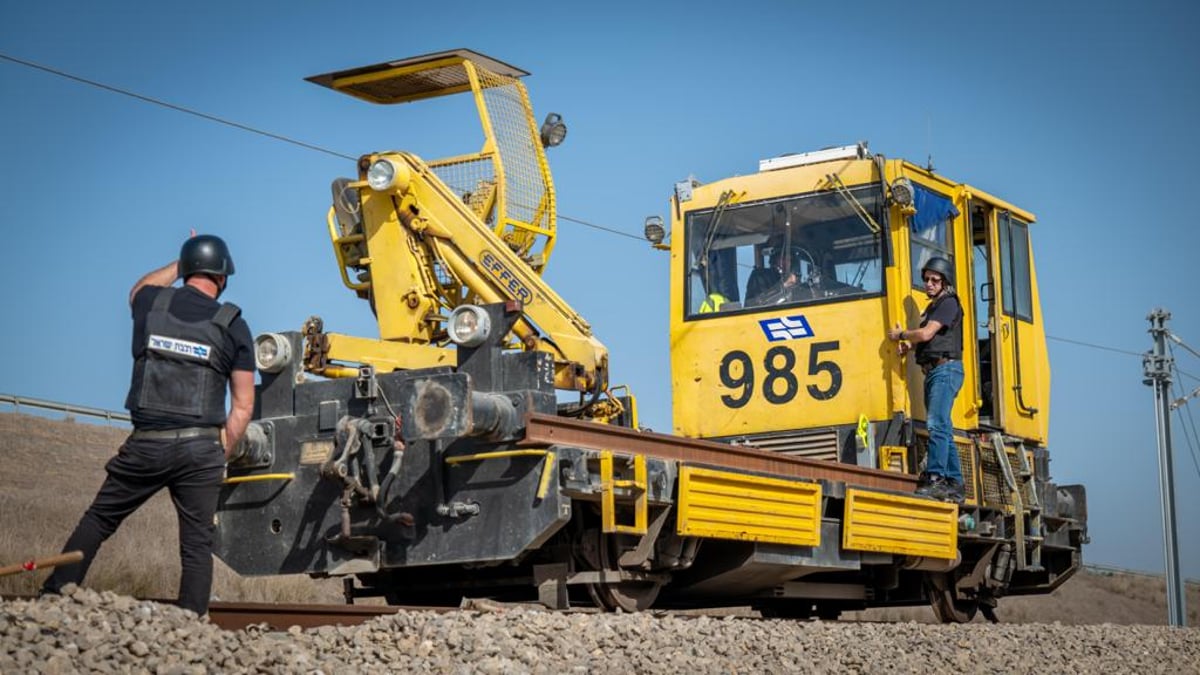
255, 333, 292, 373
540, 113, 567, 148
447, 305, 492, 348
890, 177, 915, 207
644, 215, 666, 245
367, 158, 399, 191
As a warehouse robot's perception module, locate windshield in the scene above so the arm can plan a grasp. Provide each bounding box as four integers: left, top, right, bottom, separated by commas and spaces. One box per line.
685, 185, 886, 317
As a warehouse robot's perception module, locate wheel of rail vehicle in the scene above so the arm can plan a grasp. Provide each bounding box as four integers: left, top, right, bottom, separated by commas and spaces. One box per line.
580, 528, 662, 612
924, 572, 978, 623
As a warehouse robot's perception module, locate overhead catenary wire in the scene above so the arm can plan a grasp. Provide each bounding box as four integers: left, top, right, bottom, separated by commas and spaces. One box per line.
1045, 335, 1142, 357
0, 50, 1177, 363
0, 52, 357, 162
1167, 344, 1200, 480
1167, 331, 1200, 361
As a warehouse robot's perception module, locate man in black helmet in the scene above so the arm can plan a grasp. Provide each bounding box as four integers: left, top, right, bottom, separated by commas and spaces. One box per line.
887, 256, 965, 503
42, 234, 255, 616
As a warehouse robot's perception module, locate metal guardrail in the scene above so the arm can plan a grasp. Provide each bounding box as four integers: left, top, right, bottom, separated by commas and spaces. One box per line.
0, 393, 130, 425
1084, 563, 1199, 585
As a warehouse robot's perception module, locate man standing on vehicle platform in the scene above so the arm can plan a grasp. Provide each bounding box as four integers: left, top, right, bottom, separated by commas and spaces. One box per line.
887, 256, 965, 504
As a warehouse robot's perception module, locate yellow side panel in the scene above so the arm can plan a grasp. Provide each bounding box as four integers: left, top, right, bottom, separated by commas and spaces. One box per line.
676, 466, 821, 547
842, 488, 958, 560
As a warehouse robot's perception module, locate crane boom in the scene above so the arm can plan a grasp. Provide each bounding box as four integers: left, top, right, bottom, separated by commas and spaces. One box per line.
303, 50, 608, 394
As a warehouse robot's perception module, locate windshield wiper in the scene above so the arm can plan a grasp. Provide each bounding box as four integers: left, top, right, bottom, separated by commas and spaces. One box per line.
824, 174, 881, 234
694, 189, 736, 286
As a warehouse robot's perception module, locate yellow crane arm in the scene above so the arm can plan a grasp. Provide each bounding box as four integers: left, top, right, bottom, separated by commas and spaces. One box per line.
322, 151, 607, 393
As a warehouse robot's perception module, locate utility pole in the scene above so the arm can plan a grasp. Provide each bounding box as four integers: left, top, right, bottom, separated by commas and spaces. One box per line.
1143, 308, 1185, 627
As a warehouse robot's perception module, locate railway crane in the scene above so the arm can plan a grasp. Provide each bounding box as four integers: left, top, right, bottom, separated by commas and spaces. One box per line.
213, 50, 1087, 622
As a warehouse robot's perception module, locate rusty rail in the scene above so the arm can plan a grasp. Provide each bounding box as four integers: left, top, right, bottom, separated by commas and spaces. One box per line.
521, 413, 916, 492
206, 601, 410, 631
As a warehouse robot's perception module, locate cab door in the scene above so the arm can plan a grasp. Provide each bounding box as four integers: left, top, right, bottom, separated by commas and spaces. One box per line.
989, 209, 1047, 442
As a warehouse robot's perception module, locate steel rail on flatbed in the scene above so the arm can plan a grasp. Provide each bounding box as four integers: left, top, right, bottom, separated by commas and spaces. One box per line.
521, 413, 917, 492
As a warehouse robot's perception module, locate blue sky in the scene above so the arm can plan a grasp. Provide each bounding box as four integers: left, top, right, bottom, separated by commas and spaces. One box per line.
2, 1, 1197, 580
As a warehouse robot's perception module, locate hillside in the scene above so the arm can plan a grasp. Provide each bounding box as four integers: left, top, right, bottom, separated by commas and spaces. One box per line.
1, 412, 1195, 624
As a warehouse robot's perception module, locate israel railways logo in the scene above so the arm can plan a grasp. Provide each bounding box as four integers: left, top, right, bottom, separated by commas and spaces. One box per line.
479, 249, 535, 305
148, 334, 212, 361
758, 315, 814, 342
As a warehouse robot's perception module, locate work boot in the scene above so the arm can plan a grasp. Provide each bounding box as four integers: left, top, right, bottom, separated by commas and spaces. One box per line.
914, 472, 934, 493
928, 478, 965, 504
941, 478, 966, 504
914, 473, 943, 497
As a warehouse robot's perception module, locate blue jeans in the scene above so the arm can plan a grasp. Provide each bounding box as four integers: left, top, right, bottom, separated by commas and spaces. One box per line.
924, 360, 964, 483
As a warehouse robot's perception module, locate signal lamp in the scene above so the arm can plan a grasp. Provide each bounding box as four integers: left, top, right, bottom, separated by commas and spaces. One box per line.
540, 113, 567, 148
447, 305, 492, 348
255, 333, 292, 373
890, 177, 915, 207
644, 215, 666, 245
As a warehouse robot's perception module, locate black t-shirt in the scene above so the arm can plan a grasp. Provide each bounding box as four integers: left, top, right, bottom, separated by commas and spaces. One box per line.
915, 293, 963, 364
130, 285, 255, 428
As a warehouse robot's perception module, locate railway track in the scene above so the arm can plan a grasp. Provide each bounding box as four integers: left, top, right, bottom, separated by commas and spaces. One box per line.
205, 601, 413, 631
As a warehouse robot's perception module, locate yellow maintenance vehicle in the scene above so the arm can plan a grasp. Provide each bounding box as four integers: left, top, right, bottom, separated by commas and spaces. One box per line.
213, 50, 1087, 621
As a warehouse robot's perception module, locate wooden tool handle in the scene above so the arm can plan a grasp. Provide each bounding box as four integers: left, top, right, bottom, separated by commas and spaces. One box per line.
0, 550, 84, 577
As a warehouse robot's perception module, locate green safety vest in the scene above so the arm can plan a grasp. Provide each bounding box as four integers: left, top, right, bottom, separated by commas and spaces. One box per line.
699, 293, 727, 314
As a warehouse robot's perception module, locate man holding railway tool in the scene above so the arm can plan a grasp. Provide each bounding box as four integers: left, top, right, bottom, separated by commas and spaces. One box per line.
42, 234, 255, 616
887, 256, 966, 504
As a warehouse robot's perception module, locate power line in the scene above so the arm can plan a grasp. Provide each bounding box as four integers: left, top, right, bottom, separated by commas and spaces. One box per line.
2, 50, 650, 243
1046, 335, 1142, 357
558, 213, 645, 242
0, 52, 356, 161
0, 51, 1181, 364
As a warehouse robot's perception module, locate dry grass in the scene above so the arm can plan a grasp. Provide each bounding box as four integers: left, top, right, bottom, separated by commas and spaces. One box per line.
1, 412, 1196, 624
0, 412, 341, 603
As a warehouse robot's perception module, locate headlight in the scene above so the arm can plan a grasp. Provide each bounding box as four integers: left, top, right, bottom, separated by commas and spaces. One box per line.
255, 333, 293, 373
447, 305, 492, 348
890, 177, 915, 207
367, 158, 399, 191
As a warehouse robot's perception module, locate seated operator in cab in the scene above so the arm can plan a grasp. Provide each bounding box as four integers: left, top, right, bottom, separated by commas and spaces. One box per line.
745, 246, 819, 307
887, 256, 965, 504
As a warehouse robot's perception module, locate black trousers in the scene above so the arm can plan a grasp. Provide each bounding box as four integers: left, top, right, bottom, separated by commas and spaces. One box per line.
43, 434, 225, 615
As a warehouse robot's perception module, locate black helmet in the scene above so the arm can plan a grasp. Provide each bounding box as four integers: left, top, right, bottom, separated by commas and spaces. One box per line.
179, 235, 235, 279
921, 256, 954, 286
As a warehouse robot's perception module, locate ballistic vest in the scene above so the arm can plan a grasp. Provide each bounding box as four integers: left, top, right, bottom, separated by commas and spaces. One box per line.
915, 292, 963, 365
125, 288, 240, 427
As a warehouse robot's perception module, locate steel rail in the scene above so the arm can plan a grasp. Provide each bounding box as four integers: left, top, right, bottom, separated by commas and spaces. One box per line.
521, 413, 917, 492
205, 601, 414, 631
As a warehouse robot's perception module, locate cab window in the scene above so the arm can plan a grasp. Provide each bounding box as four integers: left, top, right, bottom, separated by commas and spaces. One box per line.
998, 211, 1033, 321
909, 185, 957, 288
684, 186, 885, 318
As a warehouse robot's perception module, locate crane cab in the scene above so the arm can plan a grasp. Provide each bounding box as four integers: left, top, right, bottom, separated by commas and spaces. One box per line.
667, 144, 1050, 488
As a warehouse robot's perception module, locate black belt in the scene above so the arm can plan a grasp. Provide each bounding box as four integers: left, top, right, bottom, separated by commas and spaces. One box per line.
130, 427, 221, 441
921, 357, 958, 374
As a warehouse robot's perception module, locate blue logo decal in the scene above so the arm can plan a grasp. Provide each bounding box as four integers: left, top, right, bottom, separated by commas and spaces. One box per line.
758, 315, 814, 342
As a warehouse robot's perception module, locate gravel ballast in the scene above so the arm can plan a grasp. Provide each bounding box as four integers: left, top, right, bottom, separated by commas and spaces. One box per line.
3, 585, 1198, 674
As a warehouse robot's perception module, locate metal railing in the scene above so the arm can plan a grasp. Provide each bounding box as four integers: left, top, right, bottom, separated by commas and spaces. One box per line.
0, 393, 130, 426
1084, 563, 1199, 585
